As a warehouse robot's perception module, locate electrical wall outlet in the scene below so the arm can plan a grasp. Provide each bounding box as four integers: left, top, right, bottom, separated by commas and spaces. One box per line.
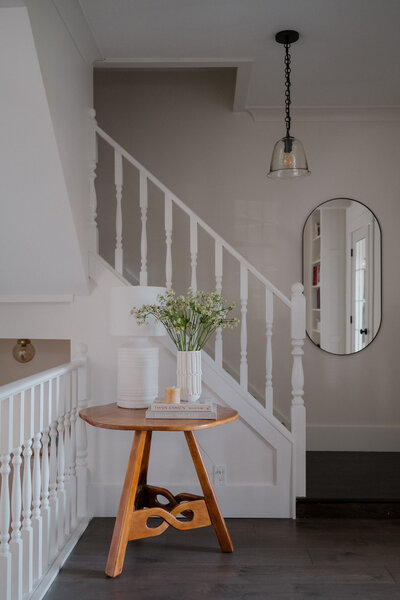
214, 464, 226, 485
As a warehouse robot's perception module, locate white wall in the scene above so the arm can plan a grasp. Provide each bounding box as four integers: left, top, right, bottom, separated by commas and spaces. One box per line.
24, 0, 99, 290
0, 6, 90, 294
93, 69, 400, 451
0, 338, 70, 385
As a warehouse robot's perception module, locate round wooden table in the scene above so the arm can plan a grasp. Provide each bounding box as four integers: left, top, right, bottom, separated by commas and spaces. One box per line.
80, 402, 238, 578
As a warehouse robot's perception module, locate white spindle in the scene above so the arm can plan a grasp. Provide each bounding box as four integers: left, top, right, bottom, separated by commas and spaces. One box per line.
139, 172, 148, 285
76, 346, 88, 519
57, 378, 66, 550
32, 432, 42, 582
290, 283, 306, 497
265, 289, 274, 412
48, 420, 58, 561
88, 108, 98, 253
69, 370, 78, 530
64, 391, 71, 538
0, 453, 11, 600
22, 439, 33, 595
165, 194, 173, 289
41, 429, 50, 570
190, 216, 198, 292
215, 240, 223, 367
114, 150, 123, 274
10, 447, 23, 600
240, 265, 248, 389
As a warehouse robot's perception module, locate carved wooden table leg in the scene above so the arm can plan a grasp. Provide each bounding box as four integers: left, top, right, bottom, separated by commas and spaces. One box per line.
184, 430, 233, 552
105, 431, 148, 577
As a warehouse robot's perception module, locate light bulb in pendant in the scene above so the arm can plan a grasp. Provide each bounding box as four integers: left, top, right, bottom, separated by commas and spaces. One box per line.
283, 152, 293, 168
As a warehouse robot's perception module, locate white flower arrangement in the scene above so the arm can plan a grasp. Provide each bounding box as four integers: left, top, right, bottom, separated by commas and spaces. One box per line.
131, 289, 239, 351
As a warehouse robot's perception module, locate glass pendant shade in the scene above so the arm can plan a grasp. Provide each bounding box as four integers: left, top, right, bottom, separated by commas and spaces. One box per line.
268, 136, 310, 178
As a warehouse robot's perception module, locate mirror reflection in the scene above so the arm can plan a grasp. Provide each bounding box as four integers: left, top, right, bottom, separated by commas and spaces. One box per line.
303, 198, 381, 355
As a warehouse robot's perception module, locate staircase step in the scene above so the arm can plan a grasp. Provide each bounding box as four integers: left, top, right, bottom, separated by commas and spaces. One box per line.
297, 498, 400, 519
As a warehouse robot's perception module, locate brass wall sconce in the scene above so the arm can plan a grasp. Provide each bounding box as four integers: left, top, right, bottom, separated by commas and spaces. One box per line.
13, 339, 35, 363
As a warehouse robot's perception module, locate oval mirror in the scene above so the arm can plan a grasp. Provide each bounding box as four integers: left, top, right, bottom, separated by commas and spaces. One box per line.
303, 198, 381, 355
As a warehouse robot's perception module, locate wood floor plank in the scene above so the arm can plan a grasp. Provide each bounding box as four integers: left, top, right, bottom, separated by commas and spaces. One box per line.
43, 518, 400, 600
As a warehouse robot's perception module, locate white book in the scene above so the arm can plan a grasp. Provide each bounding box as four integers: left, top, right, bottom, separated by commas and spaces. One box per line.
145, 407, 217, 420
150, 399, 213, 412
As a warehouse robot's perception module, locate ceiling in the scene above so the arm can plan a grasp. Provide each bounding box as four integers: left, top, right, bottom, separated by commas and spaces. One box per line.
78, 0, 400, 109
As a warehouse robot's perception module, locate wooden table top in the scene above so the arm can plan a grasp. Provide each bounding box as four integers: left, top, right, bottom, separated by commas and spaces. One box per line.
79, 402, 238, 432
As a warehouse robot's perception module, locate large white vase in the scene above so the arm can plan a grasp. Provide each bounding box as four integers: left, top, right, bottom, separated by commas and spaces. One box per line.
177, 351, 202, 402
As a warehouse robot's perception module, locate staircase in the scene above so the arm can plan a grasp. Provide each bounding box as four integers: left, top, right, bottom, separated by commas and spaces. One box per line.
88, 110, 306, 516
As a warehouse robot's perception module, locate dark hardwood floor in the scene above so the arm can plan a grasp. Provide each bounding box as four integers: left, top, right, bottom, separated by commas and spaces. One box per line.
44, 517, 400, 599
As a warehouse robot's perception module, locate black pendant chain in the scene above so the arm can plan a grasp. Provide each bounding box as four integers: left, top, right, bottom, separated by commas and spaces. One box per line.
284, 42, 292, 140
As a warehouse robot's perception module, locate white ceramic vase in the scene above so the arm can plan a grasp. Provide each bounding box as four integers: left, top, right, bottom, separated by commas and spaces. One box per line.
177, 350, 202, 402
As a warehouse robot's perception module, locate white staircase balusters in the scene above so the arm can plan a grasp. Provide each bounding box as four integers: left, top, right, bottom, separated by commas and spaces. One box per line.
32, 432, 42, 582
63, 390, 71, 539
88, 108, 99, 253
10, 446, 23, 600
214, 240, 223, 367
290, 283, 306, 497
76, 346, 88, 520
190, 216, 198, 292
57, 377, 66, 550
70, 370, 78, 530
240, 265, 248, 390
164, 193, 173, 290
93, 123, 307, 508
41, 429, 50, 570
22, 438, 33, 595
139, 172, 148, 285
48, 419, 58, 561
114, 150, 123, 274
0, 453, 11, 600
1, 361, 87, 600
265, 289, 274, 413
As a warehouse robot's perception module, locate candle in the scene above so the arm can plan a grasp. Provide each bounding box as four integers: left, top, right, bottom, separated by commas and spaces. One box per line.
165, 387, 180, 404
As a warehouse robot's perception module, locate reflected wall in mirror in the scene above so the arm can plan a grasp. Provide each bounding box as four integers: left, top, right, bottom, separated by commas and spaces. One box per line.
303, 198, 381, 355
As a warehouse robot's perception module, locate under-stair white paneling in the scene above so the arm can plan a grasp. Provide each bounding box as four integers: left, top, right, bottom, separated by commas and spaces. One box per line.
0, 6, 88, 295
72, 256, 293, 517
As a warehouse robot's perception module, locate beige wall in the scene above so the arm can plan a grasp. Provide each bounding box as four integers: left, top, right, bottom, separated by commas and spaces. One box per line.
0, 338, 70, 386
94, 69, 400, 450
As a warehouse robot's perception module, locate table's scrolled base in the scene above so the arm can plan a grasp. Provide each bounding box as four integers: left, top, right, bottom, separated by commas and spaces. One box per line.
105, 430, 233, 578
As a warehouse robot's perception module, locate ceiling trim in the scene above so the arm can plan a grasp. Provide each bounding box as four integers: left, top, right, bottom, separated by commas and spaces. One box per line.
94, 57, 253, 112
248, 106, 400, 122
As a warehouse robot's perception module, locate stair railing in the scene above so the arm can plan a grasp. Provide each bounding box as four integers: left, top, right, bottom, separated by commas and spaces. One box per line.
0, 355, 88, 600
88, 110, 306, 496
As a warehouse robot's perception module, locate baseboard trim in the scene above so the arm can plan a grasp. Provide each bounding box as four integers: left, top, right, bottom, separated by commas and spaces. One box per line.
29, 517, 91, 600
307, 425, 400, 451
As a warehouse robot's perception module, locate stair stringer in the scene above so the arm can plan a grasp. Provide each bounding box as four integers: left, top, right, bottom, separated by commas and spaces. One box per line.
91, 254, 296, 517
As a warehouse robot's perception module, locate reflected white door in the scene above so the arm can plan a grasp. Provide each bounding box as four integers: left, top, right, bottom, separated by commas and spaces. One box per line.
351, 225, 372, 352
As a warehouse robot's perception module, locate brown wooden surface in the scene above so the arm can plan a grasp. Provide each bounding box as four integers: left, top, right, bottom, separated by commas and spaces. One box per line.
105, 431, 147, 578
79, 402, 238, 431
185, 430, 234, 552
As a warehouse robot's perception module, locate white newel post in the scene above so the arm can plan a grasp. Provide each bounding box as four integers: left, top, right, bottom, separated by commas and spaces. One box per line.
190, 216, 198, 292
290, 282, 306, 498
76, 347, 88, 520
265, 289, 274, 413
214, 240, 223, 367
88, 108, 98, 254
139, 171, 148, 285
164, 194, 173, 290
114, 150, 123, 274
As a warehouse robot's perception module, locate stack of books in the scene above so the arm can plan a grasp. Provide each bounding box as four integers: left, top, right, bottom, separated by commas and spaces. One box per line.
145, 399, 217, 420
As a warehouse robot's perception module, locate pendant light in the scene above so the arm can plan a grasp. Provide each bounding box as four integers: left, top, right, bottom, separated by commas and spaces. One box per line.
268, 30, 310, 178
